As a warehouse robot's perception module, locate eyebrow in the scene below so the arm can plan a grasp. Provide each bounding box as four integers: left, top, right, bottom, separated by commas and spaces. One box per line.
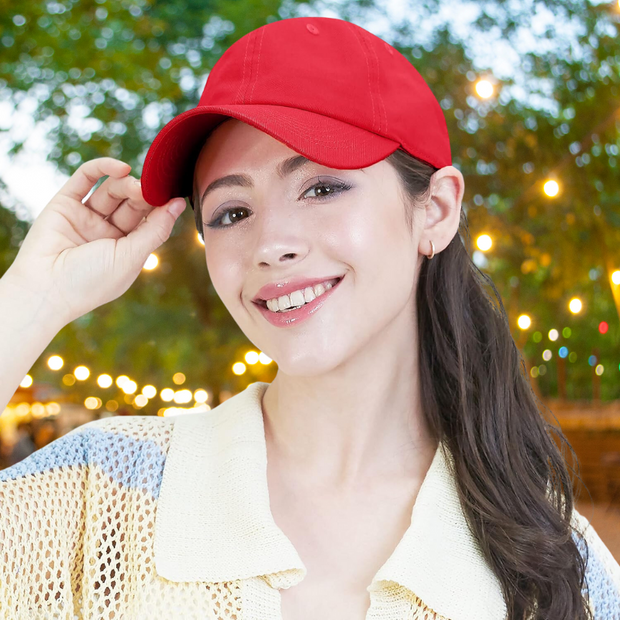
199, 155, 311, 208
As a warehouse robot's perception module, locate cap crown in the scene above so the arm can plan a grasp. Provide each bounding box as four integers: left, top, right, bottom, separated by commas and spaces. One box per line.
200, 17, 451, 168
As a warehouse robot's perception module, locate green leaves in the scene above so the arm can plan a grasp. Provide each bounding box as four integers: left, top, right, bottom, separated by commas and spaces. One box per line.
2, 0, 619, 404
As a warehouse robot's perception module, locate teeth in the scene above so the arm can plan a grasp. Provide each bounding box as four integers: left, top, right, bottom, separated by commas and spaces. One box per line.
265, 279, 337, 313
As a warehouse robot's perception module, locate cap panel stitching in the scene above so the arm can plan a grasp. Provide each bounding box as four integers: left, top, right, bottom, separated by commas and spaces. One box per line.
365, 32, 388, 135
346, 22, 376, 132
249, 27, 265, 104
235, 32, 252, 105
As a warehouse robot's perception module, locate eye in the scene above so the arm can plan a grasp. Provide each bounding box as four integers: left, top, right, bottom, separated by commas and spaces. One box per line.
205, 177, 352, 229
302, 178, 352, 200
206, 206, 250, 229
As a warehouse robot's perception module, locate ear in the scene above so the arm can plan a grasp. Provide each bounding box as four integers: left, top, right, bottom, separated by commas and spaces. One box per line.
420, 165, 464, 258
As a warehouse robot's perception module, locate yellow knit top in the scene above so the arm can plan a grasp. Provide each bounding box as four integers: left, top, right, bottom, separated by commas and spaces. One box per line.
1, 381, 618, 619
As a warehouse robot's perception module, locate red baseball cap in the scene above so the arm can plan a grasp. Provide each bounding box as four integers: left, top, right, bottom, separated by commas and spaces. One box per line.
141, 16, 452, 207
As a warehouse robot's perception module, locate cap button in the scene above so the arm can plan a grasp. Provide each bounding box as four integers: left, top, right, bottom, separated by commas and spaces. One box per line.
306, 23, 319, 35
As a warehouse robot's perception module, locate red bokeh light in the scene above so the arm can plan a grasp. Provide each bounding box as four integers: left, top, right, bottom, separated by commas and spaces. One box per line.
599, 321, 608, 334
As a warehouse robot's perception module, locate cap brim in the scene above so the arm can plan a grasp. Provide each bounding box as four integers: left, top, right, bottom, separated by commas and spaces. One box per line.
141, 104, 400, 206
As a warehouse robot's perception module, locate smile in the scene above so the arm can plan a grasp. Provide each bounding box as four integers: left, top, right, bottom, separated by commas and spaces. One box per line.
253, 276, 344, 328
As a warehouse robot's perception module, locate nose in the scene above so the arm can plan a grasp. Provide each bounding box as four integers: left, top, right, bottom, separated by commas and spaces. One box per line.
252, 211, 310, 268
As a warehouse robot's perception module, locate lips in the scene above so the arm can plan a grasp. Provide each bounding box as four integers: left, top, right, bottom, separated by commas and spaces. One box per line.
254, 274, 344, 327
252, 275, 344, 304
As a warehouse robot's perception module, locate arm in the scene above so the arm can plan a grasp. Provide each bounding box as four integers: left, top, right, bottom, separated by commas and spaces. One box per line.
0, 157, 186, 413
0, 271, 67, 413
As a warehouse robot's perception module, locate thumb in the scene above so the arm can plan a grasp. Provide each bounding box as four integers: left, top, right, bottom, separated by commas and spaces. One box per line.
121, 197, 187, 260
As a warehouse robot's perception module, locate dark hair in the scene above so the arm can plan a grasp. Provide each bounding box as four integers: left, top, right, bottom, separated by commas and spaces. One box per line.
191, 141, 592, 619
387, 148, 592, 619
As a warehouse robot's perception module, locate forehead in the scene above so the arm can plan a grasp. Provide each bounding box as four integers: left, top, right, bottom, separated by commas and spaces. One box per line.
192, 118, 396, 201
194, 119, 302, 183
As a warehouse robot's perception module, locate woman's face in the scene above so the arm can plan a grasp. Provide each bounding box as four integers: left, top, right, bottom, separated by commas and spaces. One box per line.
194, 118, 426, 377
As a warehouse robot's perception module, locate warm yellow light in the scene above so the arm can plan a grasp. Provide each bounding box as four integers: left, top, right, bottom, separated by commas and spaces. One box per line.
197, 232, 205, 246
258, 352, 272, 365
517, 314, 531, 329
548, 329, 559, 341
142, 385, 157, 399
74, 366, 90, 381
475, 79, 494, 99
31, 402, 45, 417
16, 402, 30, 415
476, 234, 492, 252
194, 389, 209, 404
134, 394, 148, 408
543, 180, 560, 197
595, 364, 604, 376
122, 380, 137, 394
46, 402, 61, 415
612, 270, 620, 285
84, 396, 102, 410
568, 297, 582, 313
62, 373, 76, 386
116, 375, 130, 388
160, 388, 175, 402
173, 389, 192, 404
161, 406, 191, 417
47, 355, 64, 370
143, 253, 159, 270
232, 362, 246, 375
172, 372, 186, 385
106, 400, 119, 412
20, 374, 33, 388
244, 351, 259, 364
97, 374, 113, 388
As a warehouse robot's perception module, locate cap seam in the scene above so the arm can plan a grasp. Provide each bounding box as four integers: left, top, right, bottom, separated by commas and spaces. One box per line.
249, 27, 265, 104
365, 31, 388, 135
347, 22, 377, 133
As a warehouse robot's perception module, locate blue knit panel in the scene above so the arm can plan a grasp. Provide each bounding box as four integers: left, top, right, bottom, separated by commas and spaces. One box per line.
572, 528, 620, 619
0, 425, 167, 499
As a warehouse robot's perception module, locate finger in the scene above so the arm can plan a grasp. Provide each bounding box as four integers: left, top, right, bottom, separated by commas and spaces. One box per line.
54, 158, 132, 205
86, 175, 155, 233
117, 198, 186, 261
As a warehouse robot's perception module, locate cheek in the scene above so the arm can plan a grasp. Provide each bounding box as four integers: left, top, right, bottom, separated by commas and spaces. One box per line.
338, 207, 414, 274
204, 245, 245, 310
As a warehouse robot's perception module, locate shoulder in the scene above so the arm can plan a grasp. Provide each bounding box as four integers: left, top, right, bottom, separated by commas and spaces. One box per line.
0, 414, 176, 493
71, 412, 176, 449
571, 506, 620, 617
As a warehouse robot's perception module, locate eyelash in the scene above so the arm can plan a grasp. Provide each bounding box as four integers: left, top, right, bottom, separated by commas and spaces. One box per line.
205, 178, 353, 229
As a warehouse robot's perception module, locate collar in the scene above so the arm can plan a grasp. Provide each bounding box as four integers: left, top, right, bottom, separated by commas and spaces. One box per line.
154, 381, 507, 620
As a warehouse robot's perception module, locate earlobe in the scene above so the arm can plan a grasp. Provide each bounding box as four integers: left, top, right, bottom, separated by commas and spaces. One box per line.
421, 167, 464, 258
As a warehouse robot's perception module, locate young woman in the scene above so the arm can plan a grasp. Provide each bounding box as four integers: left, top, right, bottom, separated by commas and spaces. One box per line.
0, 16, 618, 620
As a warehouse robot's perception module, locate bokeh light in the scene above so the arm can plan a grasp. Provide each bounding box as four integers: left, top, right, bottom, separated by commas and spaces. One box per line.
20, 374, 33, 388
543, 180, 560, 197
74, 366, 90, 381
517, 314, 531, 329
97, 374, 113, 388
143, 253, 159, 270
476, 234, 492, 252
568, 298, 582, 313
475, 79, 494, 98
47, 355, 64, 370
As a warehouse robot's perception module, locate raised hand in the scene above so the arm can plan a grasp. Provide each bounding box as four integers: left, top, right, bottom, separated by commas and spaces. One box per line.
4, 157, 186, 326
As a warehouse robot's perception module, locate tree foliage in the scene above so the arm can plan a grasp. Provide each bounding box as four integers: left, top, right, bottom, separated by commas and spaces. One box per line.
1, 0, 619, 410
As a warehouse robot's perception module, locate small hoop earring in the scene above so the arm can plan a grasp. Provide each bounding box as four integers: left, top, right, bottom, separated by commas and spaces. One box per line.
427, 240, 435, 260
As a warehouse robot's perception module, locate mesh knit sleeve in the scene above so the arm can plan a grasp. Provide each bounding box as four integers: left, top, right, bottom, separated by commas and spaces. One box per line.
0, 415, 175, 620
572, 507, 620, 619
0, 422, 93, 618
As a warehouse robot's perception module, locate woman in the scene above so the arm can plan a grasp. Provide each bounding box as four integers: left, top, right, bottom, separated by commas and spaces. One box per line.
0, 16, 618, 620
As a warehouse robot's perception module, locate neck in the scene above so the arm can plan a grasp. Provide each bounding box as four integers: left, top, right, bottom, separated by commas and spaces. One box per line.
261, 311, 437, 492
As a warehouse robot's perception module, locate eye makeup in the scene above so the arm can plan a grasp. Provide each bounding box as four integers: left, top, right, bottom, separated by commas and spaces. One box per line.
204, 177, 353, 230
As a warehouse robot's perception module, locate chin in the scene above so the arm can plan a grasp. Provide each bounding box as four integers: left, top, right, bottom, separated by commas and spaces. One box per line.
271, 345, 347, 378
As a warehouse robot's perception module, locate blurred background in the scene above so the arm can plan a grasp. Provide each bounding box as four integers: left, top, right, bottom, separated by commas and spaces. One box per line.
1, 0, 619, 558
